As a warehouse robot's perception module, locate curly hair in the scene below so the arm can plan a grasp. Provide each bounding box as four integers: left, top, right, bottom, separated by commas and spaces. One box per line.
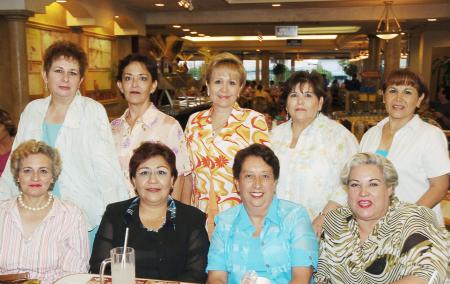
43, 40, 87, 77
340, 152, 399, 193
10, 140, 62, 191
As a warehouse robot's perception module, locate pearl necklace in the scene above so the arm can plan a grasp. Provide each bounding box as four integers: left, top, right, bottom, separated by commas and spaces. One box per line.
18, 192, 53, 211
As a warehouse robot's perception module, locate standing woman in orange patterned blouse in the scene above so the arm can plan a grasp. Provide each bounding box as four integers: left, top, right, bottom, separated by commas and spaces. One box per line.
184, 53, 269, 235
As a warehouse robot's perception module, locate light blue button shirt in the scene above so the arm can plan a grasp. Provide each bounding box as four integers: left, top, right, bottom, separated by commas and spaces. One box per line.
207, 197, 318, 284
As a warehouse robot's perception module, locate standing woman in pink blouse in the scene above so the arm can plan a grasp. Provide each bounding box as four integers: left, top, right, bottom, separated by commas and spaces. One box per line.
111, 54, 192, 200
0, 140, 89, 284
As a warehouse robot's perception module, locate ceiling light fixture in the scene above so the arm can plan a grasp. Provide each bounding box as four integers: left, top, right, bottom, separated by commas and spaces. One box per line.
56, 0, 67, 2
190, 31, 198, 34
155, 3, 165, 7
272, 4, 281, 7
183, 35, 337, 42
182, 28, 190, 31
427, 18, 437, 22
376, 1, 402, 40
173, 25, 181, 28
177, 0, 194, 11
114, 15, 119, 19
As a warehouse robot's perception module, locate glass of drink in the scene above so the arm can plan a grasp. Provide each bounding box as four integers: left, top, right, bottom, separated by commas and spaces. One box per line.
99, 247, 135, 284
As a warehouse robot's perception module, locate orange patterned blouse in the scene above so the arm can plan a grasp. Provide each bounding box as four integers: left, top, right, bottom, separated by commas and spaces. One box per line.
185, 103, 269, 234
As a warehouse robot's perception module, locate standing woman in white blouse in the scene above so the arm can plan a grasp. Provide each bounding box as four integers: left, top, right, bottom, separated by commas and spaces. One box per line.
270, 71, 358, 235
360, 69, 450, 223
0, 40, 128, 246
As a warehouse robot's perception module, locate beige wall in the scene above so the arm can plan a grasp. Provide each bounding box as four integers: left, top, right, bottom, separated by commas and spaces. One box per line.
409, 30, 450, 99
0, 17, 13, 120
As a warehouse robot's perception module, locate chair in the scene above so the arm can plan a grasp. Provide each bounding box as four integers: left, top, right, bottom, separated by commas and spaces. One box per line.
0, 273, 29, 284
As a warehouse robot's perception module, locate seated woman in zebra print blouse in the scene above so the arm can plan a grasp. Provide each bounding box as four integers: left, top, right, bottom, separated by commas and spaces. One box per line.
315, 153, 448, 284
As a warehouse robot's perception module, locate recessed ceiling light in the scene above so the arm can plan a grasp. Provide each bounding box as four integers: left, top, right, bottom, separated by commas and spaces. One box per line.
256, 49, 260, 51
56, 0, 67, 2
198, 33, 205, 36
334, 47, 339, 51
182, 28, 190, 31
114, 15, 119, 19
272, 4, 281, 7
155, 3, 165, 7
173, 25, 181, 28
190, 31, 198, 34
400, 32, 405, 35
427, 18, 437, 22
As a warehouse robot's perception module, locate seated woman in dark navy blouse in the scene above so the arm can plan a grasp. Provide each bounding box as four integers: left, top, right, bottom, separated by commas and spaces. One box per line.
89, 142, 209, 283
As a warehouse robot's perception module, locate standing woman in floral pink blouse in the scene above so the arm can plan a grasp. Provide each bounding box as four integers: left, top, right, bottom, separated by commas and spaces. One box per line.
111, 54, 192, 200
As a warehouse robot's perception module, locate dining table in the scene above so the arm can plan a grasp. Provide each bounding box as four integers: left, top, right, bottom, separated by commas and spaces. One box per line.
54, 273, 194, 284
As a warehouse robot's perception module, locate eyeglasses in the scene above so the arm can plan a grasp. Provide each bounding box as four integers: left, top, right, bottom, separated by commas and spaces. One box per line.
241, 173, 274, 184
136, 167, 170, 180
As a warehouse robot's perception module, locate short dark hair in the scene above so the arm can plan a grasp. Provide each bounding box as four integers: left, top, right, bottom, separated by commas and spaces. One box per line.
129, 142, 178, 183
232, 144, 280, 180
43, 40, 87, 77
281, 70, 327, 109
383, 69, 429, 99
0, 109, 16, 136
117, 53, 158, 82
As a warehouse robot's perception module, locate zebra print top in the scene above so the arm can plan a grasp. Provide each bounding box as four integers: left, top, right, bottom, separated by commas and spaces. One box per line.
315, 197, 449, 284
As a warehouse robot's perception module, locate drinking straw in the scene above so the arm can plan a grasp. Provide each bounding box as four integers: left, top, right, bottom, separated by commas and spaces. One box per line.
122, 227, 129, 267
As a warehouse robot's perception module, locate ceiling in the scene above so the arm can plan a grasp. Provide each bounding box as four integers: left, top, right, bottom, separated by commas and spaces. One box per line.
87, 0, 450, 59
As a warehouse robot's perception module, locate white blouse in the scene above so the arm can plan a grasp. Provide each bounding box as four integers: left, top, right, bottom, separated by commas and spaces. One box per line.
0, 94, 129, 229
271, 114, 359, 219
360, 115, 450, 223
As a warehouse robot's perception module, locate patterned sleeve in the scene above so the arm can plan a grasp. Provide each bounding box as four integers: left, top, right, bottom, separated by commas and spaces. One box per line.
329, 127, 359, 206
206, 216, 228, 272
249, 112, 270, 146
167, 121, 192, 176
314, 224, 334, 283
398, 206, 449, 283
290, 207, 318, 269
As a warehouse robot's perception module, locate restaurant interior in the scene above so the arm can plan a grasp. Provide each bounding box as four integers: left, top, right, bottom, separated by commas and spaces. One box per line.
0, 0, 449, 224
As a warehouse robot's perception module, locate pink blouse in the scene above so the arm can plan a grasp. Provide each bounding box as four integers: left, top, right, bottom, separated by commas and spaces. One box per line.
0, 198, 89, 284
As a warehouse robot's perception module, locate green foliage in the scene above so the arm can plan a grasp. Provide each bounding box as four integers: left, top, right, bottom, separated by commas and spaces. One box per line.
188, 65, 203, 80
272, 63, 287, 76
339, 60, 358, 77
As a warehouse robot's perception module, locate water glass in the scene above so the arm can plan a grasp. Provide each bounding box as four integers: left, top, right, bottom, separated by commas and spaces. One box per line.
99, 247, 135, 284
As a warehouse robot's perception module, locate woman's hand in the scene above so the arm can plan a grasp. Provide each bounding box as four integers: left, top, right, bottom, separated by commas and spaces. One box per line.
312, 214, 325, 237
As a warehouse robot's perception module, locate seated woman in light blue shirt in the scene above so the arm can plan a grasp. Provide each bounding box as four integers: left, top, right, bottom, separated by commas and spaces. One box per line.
207, 144, 318, 284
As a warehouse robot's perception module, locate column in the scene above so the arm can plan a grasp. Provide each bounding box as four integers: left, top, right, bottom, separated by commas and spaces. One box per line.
366, 35, 381, 72
383, 36, 401, 81
261, 51, 269, 87
5, 12, 32, 122
255, 56, 260, 82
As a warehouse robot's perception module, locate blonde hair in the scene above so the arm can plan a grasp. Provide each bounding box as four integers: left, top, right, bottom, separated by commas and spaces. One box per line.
10, 140, 62, 191
205, 52, 246, 86
340, 152, 398, 192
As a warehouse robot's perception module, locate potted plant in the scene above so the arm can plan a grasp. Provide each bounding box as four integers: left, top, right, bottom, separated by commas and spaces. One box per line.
272, 63, 287, 83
